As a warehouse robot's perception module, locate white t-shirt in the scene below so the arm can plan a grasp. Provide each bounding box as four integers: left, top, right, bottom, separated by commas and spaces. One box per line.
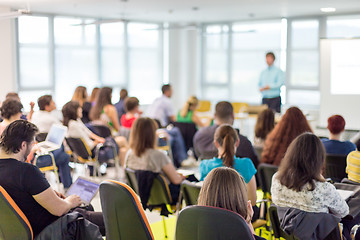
271, 173, 349, 218
145, 95, 174, 127
31, 110, 61, 133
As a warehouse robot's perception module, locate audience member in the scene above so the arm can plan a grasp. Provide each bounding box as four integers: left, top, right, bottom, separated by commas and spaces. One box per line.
0, 120, 105, 236
120, 97, 141, 128
321, 115, 356, 155
31, 94, 73, 188
197, 167, 265, 240
199, 124, 257, 206
146, 84, 175, 127
253, 108, 275, 148
177, 96, 208, 127
114, 88, 128, 123
347, 150, 360, 183
261, 106, 312, 165
89, 87, 121, 132
62, 101, 127, 166
126, 117, 185, 202
89, 87, 99, 106
72, 86, 92, 124
0, 99, 23, 134
271, 132, 352, 238
5, 92, 35, 121
193, 101, 259, 167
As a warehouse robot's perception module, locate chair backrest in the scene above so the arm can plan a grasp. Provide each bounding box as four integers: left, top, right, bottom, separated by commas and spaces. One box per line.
176, 206, 255, 240
88, 124, 112, 138
125, 168, 139, 194
173, 122, 197, 151
269, 206, 297, 240
125, 168, 172, 206
180, 180, 201, 206
0, 186, 33, 240
254, 146, 263, 161
65, 138, 92, 160
148, 175, 172, 206
231, 102, 249, 114
196, 100, 211, 113
325, 154, 347, 182
99, 180, 154, 240
257, 163, 278, 195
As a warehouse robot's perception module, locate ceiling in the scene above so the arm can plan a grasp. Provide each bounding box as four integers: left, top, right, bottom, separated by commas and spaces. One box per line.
0, 0, 359, 23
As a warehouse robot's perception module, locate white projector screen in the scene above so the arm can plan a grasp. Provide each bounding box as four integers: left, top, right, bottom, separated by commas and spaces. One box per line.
319, 39, 360, 130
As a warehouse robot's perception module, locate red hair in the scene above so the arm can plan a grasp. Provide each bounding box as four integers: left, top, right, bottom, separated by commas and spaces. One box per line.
261, 107, 313, 166
327, 115, 345, 134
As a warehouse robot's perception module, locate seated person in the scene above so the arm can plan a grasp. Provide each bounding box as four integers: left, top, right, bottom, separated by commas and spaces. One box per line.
271, 133, 353, 238
114, 88, 128, 123
30, 95, 73, 189
253, 108, 274, 148
346, 150, 360, 183
62, 101, 128, 167
120, 97, 141, 128
71, 86, 92, 124
5, 92, 35, 121
0, 120, 104, 236
177, 96, 209, 127
0, 99, 23, 134
321, 115, 356, 155
193, 101, 258, 167
125, 117, 185, 202
199, 124, 257, 206
197, 167, 265, 240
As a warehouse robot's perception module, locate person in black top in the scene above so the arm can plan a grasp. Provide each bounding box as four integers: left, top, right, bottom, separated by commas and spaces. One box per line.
0, 120, 104, 236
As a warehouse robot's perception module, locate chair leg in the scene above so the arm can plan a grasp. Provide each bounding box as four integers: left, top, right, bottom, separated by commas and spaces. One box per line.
162, 216, 168, 239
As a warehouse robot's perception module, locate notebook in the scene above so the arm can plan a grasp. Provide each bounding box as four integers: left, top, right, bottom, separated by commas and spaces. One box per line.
65, 177, 100, 205
336, 189, 355, 201
37, 124, 68, 152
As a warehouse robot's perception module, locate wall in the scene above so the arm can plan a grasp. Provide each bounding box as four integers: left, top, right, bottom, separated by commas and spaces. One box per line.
0, 7, 17, 99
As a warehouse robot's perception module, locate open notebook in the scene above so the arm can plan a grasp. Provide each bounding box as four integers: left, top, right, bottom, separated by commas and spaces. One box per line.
336, 189, 355, 201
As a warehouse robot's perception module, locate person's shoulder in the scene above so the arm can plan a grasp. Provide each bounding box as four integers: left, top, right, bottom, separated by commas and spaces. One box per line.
235, 157, 253, 164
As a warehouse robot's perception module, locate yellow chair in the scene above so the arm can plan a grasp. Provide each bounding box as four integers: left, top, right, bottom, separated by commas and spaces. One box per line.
196, 100, 211, 113
231, 102, 249, 114
34, 152, 61, 190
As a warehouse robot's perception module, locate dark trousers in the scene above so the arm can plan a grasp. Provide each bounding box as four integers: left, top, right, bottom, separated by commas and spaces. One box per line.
262, 96, 281, 113
73, 208, 105, 236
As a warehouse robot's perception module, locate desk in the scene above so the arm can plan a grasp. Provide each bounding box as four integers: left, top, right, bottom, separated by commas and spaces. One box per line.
335, 183, 360, 220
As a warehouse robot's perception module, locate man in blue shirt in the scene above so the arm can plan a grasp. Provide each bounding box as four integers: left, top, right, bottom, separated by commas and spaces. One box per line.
258, 52, 285, 113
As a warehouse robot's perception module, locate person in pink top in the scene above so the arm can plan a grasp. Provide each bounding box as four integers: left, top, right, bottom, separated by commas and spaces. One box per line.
120, 97, 142, 129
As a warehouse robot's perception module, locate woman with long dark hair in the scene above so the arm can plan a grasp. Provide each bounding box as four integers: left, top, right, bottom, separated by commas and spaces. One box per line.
261, 106, 312, 165
254, 108, 275, 148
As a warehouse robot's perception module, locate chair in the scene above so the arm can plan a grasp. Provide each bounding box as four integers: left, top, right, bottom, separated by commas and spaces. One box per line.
99, 180, 154, 240
196, 100, 211, 113
34, 152, 60, 190
176, 206, 254, 240
325, 154, 347, 182
65, 137, 101, 176
125, 168, 175, 238
0, 185, 33, 240
88, 124, 112, 138
269, 206, 298, 240
254, 146, 263, 161
180, 180, 201, 206
257, 163, 278, 198
173, 122, 197, 152
232, 102, 249, 114
341, 178, 360, 185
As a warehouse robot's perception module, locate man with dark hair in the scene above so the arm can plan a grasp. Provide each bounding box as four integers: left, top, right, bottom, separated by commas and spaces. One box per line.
259, 52, 284, 113
193, 101, 259, 167
0, 120, 104, 237
114, 88, 128, 122
31, 94, 73, 189
146, 84, 175, 127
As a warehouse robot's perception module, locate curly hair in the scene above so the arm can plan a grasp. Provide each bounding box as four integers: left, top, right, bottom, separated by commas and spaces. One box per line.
261, 107, 312, 165
0, 99, 23, 120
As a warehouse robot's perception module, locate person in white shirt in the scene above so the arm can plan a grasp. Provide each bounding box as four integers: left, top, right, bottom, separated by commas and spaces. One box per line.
31, 95, 72, 189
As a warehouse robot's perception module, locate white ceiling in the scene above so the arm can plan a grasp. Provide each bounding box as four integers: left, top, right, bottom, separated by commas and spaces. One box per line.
0, 0, 359, 23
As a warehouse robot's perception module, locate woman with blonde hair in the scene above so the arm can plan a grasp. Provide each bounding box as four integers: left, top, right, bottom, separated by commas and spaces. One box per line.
72, 86, 92, 123
126, 117, 185, 202
177, 96, 208, 127
198, 167, 265, 240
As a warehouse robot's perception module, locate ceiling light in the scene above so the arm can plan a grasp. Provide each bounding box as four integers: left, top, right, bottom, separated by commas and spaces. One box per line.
320, 7, 336, 13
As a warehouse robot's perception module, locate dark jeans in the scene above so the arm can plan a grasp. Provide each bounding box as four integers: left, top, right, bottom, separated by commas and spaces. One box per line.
262, 96, 281, 113
36, 145, 73, 188
166, 127, 188, 168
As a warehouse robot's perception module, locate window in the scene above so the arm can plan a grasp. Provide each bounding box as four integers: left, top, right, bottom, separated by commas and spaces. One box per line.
327, 15, 360, 38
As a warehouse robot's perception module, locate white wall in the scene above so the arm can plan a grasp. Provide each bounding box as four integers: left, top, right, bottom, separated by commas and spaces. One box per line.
0, 7, 17, 100
168, 25, 200, 112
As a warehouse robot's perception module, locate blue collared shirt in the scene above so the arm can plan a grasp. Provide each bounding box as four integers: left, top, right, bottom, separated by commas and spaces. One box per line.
259, 65, 285, 98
